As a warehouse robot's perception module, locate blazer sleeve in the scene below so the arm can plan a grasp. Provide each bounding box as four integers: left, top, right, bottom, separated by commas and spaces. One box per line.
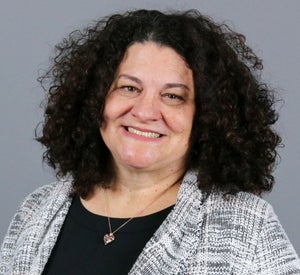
0, 184, 54, 274
253, 204, 300, 274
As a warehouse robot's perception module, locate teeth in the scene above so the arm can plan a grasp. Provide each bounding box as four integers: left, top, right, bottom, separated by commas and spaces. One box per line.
127, 127, 161, 138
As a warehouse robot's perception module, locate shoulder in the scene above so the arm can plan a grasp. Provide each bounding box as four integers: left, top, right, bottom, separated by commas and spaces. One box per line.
201, 192, 300, 272
15, 179, 73, 219
181, 171, 276, 225
1, 179, 72, 253
209, 191, 271, 217
206, 192, 299, 258
181, 171, 272, 221
173, 172, 300, 272
0, 179, 73, 273
205, 191, 276, 234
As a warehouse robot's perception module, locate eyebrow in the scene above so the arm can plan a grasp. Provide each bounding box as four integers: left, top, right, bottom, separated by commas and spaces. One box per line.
118, 74, 142, 85
164, 83, 191, 91
118, 74, 191, 91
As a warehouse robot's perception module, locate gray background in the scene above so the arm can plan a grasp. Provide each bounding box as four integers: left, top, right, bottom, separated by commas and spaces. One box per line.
1, 0, 299, 253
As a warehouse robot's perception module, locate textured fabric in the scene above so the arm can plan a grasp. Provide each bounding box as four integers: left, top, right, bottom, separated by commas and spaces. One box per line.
1, 171, 300, 274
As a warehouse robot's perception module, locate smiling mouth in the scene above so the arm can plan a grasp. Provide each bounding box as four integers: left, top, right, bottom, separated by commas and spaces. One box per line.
126, 127, 162, 138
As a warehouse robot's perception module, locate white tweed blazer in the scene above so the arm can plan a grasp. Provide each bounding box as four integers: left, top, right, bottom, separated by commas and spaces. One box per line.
1, 171, 300, 274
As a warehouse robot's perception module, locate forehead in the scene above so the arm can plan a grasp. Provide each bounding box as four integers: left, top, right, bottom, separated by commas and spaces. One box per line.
116, 42, 193, 82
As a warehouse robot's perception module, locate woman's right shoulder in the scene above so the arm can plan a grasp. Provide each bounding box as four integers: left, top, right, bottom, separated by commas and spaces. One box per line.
2, 179, 73, 241
0, 179, 73, 272
17, 179, 73, 216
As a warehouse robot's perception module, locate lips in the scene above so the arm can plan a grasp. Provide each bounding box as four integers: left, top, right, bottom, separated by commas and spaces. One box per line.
126, 126, 162, 138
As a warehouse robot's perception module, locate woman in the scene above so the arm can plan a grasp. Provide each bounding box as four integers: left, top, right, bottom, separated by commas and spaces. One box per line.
1, 9, 299, 274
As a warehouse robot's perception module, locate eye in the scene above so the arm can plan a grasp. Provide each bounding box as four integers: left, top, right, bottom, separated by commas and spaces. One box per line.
112, 85, 141, 97
164, 94, 183, 100
161, 93, 185, 105
121, 85, 139, 92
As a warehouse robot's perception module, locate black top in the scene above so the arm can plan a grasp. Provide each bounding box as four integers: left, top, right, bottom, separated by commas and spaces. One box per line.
42, 196, 173, 275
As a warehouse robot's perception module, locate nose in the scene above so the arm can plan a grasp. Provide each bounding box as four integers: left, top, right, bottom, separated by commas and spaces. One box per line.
131, 92, 162, 122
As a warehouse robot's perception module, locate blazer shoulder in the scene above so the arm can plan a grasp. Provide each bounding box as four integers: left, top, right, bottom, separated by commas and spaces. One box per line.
2, 179, 72, 243
0, 180, 73, 273
19, 179, 72, 215
205, 191, 278, 238
209, 191, 273, 216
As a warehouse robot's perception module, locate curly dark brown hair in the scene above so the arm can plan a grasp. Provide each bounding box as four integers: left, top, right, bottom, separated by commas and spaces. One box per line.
36, 9, 281, 197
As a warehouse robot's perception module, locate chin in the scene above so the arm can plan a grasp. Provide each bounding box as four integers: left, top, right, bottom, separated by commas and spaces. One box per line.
125, 161, 155, 169
120, 156, 158, 169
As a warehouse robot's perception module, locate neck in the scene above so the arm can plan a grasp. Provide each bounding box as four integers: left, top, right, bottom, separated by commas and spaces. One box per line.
81, 166, 185, 218
110, 165, 185, 193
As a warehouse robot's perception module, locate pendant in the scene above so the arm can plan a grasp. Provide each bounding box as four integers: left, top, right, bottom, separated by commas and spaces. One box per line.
103, 233, 115, 245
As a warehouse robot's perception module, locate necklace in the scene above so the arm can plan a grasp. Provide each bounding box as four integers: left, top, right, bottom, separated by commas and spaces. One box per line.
103, 177, 182, 245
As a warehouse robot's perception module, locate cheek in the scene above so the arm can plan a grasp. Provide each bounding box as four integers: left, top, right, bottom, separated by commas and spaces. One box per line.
168, 110, 194, 135
100, 101, 116, 131
102, 98, 119, 122
103, 96, 132, 122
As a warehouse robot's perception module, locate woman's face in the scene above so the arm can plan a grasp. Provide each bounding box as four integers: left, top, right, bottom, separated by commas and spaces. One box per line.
100, 42, 195, 173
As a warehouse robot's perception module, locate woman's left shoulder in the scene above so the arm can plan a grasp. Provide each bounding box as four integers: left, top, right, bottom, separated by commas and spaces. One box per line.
204, 191, 300, 272
208, 190, 275, 221
203, 191, 284, 242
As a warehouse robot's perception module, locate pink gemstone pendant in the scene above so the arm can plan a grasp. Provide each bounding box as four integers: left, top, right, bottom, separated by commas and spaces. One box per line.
103, 233, 115, 245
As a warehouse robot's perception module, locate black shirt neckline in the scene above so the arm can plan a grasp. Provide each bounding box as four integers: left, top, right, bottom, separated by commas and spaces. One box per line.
70, 195, 174, 233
